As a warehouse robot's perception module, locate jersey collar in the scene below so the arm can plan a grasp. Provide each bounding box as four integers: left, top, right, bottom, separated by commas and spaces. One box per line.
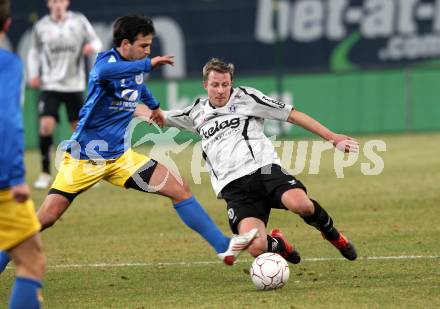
113, 48, 129, 61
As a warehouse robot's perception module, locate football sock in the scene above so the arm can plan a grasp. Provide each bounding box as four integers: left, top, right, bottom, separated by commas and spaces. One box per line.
0, 251, 11, 273
9, 276, 43, 309
267, 235, 283, 252
302, 199, 340, 241
173, 196, 229, 253
39, 135, 53, 174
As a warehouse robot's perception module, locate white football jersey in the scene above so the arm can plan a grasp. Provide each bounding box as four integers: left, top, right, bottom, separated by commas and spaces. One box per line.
165, 86, 293, 196
27, 11, 102, 92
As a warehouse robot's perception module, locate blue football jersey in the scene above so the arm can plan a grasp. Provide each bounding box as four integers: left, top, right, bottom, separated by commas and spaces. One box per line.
69, 48, 159, 160
0, 49, 25, 189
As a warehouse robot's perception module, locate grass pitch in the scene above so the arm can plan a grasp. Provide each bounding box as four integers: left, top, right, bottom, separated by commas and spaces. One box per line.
1, 132, 439, 308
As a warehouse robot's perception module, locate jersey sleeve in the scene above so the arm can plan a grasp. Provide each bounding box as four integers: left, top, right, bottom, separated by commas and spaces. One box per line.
164, 103, 197, 133
92, 55, 152, 80
140, 84, 160, 110
27, 23, 41, 80
79, 13, 102, 52
238, 86, 293, 121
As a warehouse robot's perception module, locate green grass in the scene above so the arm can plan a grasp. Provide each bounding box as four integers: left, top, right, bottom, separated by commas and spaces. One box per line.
1, 132, 440, 308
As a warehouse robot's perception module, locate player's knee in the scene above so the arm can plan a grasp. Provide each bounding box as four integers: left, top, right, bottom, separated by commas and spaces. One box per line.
284, 191, 314, 216
40, 127, 51, 136
298, 198, 315, 217
181, 180, 191, 194
38, 211, 59, 230
247, 237, 267, 257
294, 198, 314, 217
39, 122, 52, 136
38, 198, 69, 231
40, 117, 55, 135
30, 249, 46, 279
171, 179, 193, 202
14, 243, 46, 280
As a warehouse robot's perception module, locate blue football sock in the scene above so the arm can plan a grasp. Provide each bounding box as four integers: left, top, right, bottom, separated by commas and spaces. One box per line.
9, 276, 43, 309
173, 196, 229, 253
0, 251, 11, 273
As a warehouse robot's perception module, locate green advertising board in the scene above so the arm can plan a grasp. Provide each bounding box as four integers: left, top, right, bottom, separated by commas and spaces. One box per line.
22, 68, 440, 149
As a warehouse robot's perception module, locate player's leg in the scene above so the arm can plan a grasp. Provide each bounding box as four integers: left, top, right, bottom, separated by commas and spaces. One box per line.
0, 195, 45, 307
63, 91, 83, 132
8, 234, 45, 309
118, 155, 257, 265
0, 193, 72, 274
280, 188, 357, 260
37, 192, 72, 230
224, 175, 301, 264
125, 161, 232, 253
37, 152, 101, 230
34, 91, 60, 189
147, 163, 258, 257
263, 164, 357, 260
237, 218, 301, 264
237, 217, 268, 257
2, 155, 97, 274
222, 179, 268, 258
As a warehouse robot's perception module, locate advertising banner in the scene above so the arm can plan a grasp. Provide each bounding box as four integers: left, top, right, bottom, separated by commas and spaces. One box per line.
7, 0, 440, 78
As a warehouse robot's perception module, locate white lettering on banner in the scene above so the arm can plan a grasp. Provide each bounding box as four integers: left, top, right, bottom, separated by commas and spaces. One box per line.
291, 0, 324, 42
361, 0, 394, 38
379, 34, 440, 60
327, 0, 347, 40
256, 0, 440, 61
434, 1, 440, 31
398, 0, 418, 35
257, 0, 440, 41
255, 0, 290, 43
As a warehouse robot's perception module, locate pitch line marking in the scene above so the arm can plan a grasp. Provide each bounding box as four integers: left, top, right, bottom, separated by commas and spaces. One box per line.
45, 255, 439, 269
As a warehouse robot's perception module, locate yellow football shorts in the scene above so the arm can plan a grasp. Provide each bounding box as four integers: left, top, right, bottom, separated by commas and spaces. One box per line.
0, 189, 41, 251
52, 148, 152, 194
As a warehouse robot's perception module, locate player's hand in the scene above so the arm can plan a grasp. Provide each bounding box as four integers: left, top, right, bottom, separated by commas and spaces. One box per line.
134, 104, 152, 121
331, 134, 359, 153
151, 55, 175, 68
82, 43, 95, 56
29, 76, 41, 89
150, 108, 166, 127
11, 183, 30, 203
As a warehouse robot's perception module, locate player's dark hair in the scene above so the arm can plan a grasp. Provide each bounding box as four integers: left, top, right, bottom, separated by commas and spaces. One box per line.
203, 58, 235, 81
113, 15, 155, 47
0, 0, 10, 31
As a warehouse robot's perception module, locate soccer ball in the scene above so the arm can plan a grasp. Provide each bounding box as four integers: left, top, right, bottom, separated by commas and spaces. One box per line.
250, 252, 290, 290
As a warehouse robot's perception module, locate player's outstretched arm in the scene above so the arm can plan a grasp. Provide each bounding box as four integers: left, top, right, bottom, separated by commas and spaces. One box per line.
150, 108, 166, 127
133, 104, 165, 127
287, 109, 359, 153
134, 104, 152, 121
151, 55, 175, 68
27, 24, 41, 88
82, 43, 97, 57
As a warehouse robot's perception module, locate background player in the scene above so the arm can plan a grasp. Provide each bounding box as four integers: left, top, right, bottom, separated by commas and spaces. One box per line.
163, 58, 359, 263
0, 1, 46, 307
28, 0, 102, 189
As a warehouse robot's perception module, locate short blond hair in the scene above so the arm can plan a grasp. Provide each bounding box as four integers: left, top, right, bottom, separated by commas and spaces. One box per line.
202, 58, 234, 81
